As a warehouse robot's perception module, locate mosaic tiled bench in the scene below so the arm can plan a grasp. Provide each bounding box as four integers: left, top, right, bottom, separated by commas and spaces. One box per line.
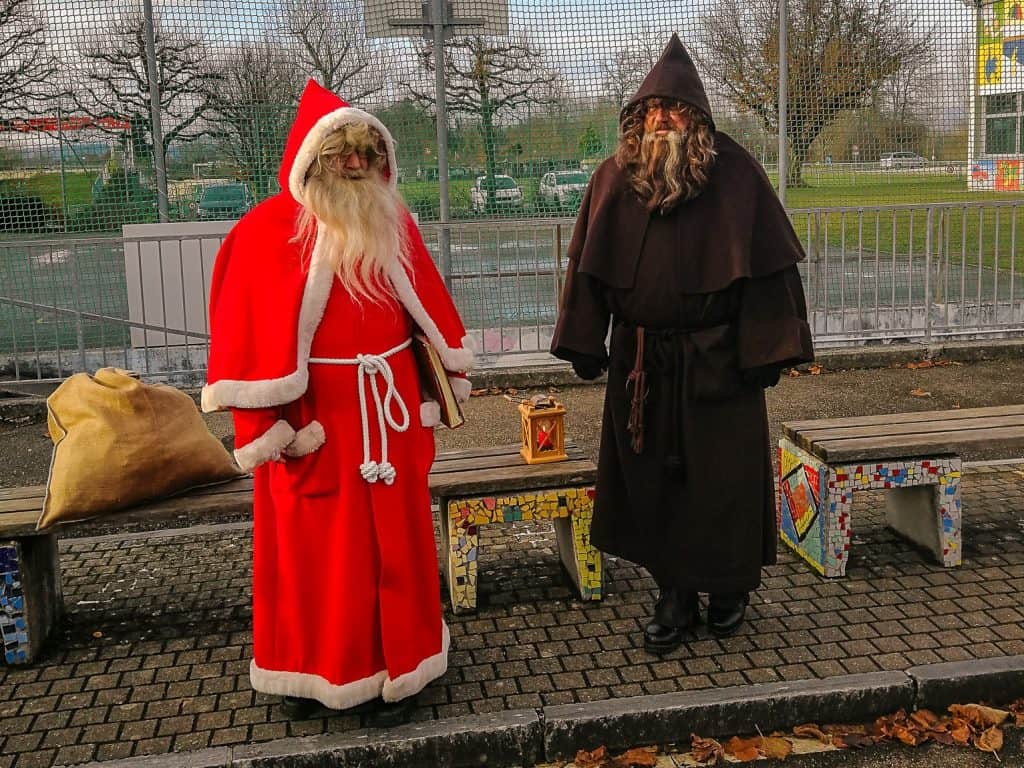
430, 442, 601, 614
0, 443, 600, 664
778, 404, 1024, 577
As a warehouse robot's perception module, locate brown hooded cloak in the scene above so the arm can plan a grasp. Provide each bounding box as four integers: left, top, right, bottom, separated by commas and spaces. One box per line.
551, 35, 814, 594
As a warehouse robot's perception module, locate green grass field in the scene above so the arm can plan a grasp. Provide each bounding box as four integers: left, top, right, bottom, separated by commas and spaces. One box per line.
0, 170, 95, 209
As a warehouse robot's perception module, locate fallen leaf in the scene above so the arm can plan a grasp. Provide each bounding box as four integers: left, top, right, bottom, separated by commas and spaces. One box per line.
759, 736, 793, 759
690, 735, 725, 765
808, 364, 823, 375
909, 388, 931, 397
910, 709, 941, 730
837, 734, 875, 749
787, 369, 801, 378
892, 725, 925, 746
950, 718, 972, 746
613, 746, 658, 767
793, 724, 831, 744
505, 387, 519, 396
821, 724, 868, 737
574, 746, 608, 768
907, 360, 935, 370
930, 731, 956, 746
974, 726, 1003, 757
724, 736, 761, 762
470, 389, 487, 397
949, 704, 1010, 729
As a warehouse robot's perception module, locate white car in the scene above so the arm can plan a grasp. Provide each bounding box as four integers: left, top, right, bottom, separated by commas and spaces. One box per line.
469, 175, 523, 213
879, 151, 927, 170
538, 171, 590, 211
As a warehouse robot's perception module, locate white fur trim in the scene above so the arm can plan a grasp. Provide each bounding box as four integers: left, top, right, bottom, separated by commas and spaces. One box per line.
381, 623, 450, 703
233, 420, 295, 472
202, 231, 335, 413
449, 376, 472, 404
288, 106, 398, 204
283, 420, 326, 457
420, 400, 442, 428
250, 660, 387, 711
388, 260, 476, 373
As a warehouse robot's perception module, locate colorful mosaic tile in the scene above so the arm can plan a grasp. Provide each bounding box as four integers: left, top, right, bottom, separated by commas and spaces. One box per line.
778, 439, 962, 577
0, 543, 29, 665
444, 486, 601, 612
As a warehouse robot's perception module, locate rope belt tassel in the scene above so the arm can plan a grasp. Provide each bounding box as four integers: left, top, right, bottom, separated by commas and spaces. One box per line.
310, 338, 412, 485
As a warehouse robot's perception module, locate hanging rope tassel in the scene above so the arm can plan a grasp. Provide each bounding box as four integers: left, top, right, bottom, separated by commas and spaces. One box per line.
625, 326, 648, 454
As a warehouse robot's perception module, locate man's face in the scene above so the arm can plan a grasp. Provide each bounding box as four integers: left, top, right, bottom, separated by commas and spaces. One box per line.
314, 124, 386, 182
643, 98, 689, 136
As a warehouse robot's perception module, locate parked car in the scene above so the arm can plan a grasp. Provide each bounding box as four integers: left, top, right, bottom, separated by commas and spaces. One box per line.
469, 175, 523, 213
196, 183, 254, 220
537, 170, 590, 211
879, 151, 927, 170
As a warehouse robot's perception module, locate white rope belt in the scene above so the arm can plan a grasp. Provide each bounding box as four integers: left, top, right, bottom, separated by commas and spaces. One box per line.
309, 338, 412, 485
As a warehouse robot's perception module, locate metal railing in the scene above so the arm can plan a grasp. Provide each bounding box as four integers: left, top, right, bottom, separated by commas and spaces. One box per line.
2, 200, 1024, 385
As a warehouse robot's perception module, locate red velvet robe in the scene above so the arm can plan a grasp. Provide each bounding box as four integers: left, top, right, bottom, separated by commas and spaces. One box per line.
203, 80, 473, 708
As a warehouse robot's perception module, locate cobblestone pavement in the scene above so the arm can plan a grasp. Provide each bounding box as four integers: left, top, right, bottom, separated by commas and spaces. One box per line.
1, 465, 1023, 767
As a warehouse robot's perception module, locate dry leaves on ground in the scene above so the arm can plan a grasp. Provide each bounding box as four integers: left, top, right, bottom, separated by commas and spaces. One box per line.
909, 387, 932, 397
808, 364, 823, 375
679, 701, 1021, 764
470, 386, 520, 397
906, 359, 962, 369
572, 745, 658, 767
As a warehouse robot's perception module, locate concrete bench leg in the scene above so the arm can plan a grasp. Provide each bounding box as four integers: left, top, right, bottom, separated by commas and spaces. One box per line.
885, 467, 962, 567
2, 536, 62, 665
552, 488, 602, 601
441, 487, 603, 613
441, 499, 479, 614
779, 439, 963, 577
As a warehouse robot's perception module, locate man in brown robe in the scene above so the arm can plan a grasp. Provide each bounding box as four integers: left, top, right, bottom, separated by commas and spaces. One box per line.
551, 34, 814, 654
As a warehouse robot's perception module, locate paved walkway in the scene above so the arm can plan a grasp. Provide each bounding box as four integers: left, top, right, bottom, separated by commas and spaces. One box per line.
2, 464, 1023, 767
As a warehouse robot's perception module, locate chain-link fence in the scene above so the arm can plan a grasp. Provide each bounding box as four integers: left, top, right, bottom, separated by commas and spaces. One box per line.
2, 0, 1023, 382
0, 0, 1000, 236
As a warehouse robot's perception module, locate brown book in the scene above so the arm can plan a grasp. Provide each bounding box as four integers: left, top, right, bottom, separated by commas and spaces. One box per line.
411, 332, 466, 429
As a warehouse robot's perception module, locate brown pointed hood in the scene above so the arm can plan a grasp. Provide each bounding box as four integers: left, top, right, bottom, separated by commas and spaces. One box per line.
624, 33, 715, 130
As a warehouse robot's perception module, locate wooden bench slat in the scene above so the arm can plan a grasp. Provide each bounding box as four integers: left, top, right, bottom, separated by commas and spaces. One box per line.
783, 404, 1024, 439
813, 424, 1024, 462
0, 445, 597, 537
794, 414, 1024, 453
430, 445, 586, 475
0, 485, 47, 502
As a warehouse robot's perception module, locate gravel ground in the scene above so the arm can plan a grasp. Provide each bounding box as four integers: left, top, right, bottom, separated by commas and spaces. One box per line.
3, 357, 1024, 491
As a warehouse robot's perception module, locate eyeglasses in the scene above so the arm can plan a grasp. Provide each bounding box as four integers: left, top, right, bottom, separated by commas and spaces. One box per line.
645, 99, 687, 117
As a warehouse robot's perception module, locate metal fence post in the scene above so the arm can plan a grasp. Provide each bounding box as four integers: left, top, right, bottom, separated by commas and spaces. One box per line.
431, 0, 452, 291
143, 0, 169, 223
778, 0, 788, 206
924, 207, 933, 344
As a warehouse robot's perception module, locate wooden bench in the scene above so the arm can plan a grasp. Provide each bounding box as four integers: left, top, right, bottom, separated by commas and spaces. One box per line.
778, 404, 1024, 578
0, 443, 599, 665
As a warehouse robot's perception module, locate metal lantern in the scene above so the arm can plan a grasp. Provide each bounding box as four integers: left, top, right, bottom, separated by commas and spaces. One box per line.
518, 398, 568, 464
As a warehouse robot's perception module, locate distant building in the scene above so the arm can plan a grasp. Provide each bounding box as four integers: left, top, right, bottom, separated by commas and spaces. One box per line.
970, 1, 1024, 191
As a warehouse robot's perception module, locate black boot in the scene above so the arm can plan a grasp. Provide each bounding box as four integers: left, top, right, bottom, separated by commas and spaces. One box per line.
643, 588, 700, 655
280, 696, 321, 719
707, 592, 749, 637
366, 695, 417, 728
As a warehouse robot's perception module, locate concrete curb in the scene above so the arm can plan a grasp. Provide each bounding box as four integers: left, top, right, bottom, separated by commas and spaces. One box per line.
542, 672, 914, 760
76, 656, 1024, 768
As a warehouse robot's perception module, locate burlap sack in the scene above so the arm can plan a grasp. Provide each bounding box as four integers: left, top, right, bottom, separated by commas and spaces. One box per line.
39, 368, 244, 530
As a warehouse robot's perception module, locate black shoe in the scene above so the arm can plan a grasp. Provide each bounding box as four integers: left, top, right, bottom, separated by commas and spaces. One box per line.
366, 696, 416, 728
707, 592, 749, 637
280, 695, 321, 719
643, 588, 700, 655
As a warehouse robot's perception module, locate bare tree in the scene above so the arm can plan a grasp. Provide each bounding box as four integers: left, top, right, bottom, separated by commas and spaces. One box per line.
0, 0, 57, 116
403, 34, 559, 212
696, 0, 934, 186
73, 10, 219, 164
280, 0, 384, 101
600, 36, 662, 108
206, 37, 303, 197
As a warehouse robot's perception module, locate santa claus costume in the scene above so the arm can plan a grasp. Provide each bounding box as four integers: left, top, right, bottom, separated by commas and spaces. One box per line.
203, 80, 473, 710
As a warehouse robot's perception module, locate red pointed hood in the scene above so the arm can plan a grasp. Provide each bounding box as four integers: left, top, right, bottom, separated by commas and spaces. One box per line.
278, 79, 397, 204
